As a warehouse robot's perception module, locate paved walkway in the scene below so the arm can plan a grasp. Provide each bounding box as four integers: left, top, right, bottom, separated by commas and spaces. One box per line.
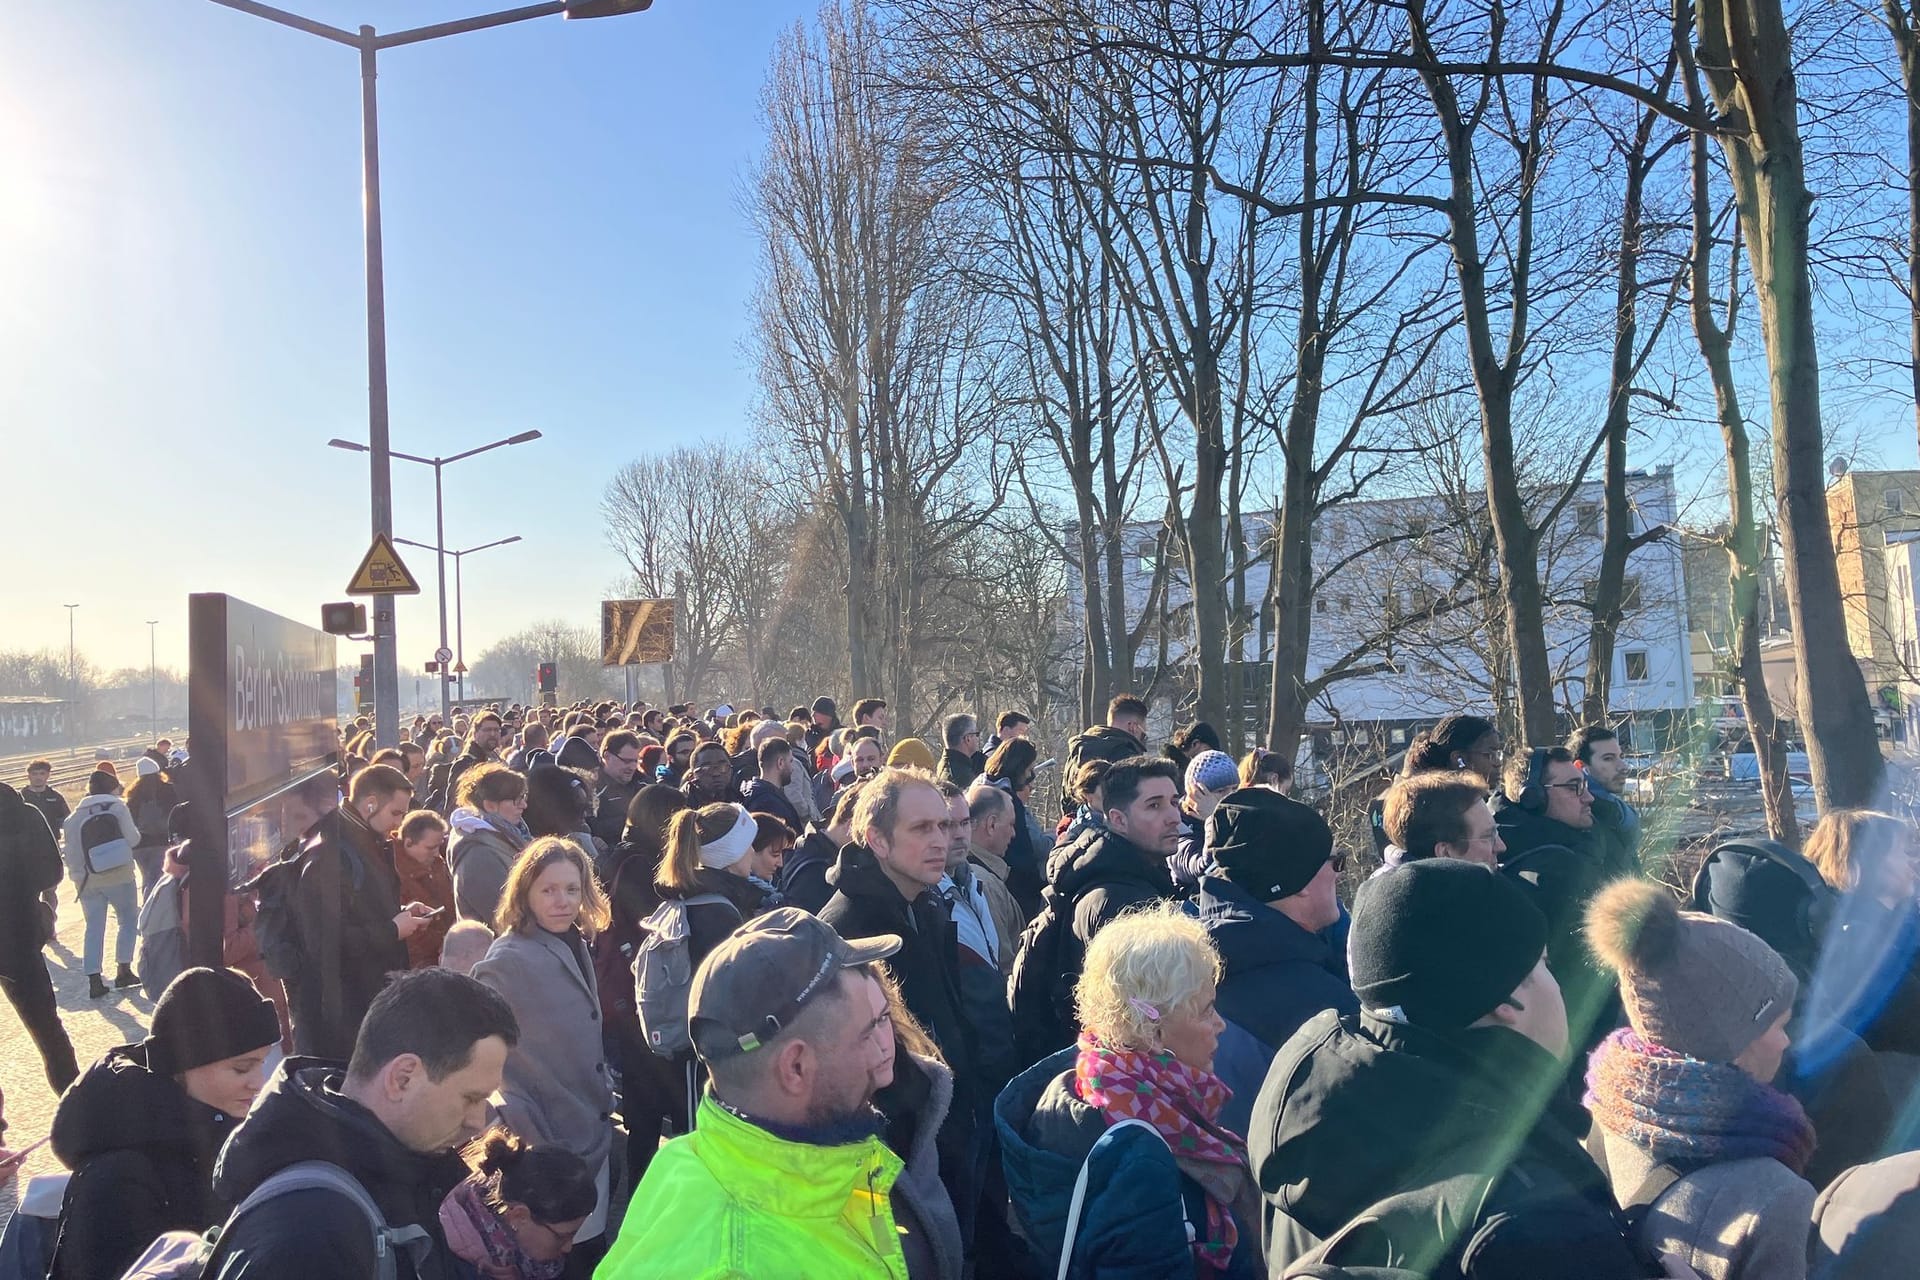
2, 876, 156, 1233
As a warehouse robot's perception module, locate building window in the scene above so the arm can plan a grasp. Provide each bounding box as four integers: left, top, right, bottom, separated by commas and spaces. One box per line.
1137, 542, 1156, 574
1887, 490, 1906, 518
1315, 596, 1328, 614
1624, 649, 1650, 683
1576, 503, 1601, 535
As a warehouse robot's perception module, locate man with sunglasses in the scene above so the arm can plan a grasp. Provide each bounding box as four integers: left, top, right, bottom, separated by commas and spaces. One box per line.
1494, 747, 1619, 1055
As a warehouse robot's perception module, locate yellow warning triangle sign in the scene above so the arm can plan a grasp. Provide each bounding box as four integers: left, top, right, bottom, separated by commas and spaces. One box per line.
346, 533, 422, 596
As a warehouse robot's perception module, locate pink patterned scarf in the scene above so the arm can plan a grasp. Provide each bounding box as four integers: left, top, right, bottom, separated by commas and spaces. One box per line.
1074, 1031, 1249, 1270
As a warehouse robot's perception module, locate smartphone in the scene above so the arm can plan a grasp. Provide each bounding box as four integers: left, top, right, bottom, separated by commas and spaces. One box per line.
0, 1136, 48, 1170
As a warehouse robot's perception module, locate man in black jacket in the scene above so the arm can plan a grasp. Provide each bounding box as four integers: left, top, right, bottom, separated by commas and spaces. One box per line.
740, 737, 803, 835
209, 969, 518, 1280
289, 766, 434, 1061
0, 781, 78, 1092
1494, 747, 1620, 1051
589, 730, 644, 848
442, 713, 502, 803
936, 714, 985, 790
1057, 694, 1150, 817
1251, 861, 1652, 1280
819, 767, 984, 1249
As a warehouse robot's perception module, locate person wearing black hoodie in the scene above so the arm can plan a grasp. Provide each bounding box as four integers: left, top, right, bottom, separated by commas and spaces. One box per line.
207, 968, 519, 1280
819, 768, 984, 1252
0, 781, 77, 1093
1197, 788, 1358, 1137
1251, 861, 1653, 1280
1493, 747, 1623, 1053
48, 968, 282, 1280
1013, 756, 1184, 1064
1058, 695, 1149, 818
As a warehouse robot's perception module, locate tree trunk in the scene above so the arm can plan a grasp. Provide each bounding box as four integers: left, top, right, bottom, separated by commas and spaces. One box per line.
1693, 0, 1886, 810
1677, 16, 1798, 843
1891, 0, 1920, 457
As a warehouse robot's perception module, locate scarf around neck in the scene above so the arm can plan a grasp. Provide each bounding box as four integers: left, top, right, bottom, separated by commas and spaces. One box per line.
446, 1179, 564, 1280
1584, 1027, 1816, 1175
1073, 1032, 1249, 1270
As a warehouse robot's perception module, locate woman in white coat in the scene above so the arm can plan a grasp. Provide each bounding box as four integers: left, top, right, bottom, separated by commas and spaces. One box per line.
472, 836, 614, 1278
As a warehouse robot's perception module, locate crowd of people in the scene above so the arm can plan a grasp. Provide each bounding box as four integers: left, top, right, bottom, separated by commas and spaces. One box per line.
4, 696, 1920, 1278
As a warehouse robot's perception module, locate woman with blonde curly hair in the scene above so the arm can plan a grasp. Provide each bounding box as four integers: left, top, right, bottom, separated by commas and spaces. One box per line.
996, 902, 1260, 1278
472, 837, 615, 1272
1805, 808, 1920, 1056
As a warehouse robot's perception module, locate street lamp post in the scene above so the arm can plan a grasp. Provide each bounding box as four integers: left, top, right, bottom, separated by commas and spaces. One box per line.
147, 620, 160, 743
333, 434, 539, 720
206, 0, 648, 746
63, 604, 78, 758
394, 535, 522, 703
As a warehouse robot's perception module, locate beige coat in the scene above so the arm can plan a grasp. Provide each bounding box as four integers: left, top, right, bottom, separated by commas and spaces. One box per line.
1598, 1129, 1815, 1280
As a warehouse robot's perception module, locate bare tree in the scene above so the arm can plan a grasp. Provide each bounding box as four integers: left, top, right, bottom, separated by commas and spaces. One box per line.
1691, 0, 1887, 807
602, 442, 757, 703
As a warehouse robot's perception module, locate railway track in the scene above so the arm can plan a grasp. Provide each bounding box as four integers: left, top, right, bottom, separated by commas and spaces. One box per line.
0, 733, 182, 799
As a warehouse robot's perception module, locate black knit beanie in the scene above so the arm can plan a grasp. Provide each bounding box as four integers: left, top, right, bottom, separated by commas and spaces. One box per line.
1206, 787, 1334, 900
145, 968, 281, 1076
1349, 860, 1548, 1030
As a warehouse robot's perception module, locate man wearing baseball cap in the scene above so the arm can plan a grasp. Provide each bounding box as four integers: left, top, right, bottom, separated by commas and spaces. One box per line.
1249, 861, 1654, 1280
598, 908, 930, 1278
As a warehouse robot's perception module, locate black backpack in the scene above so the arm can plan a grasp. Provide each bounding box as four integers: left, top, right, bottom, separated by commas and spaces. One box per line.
1008, 883, 1081, 1066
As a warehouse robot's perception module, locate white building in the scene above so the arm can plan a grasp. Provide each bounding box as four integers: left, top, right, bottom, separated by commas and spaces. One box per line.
1883, 532, 1920, 745
1074, 466, 1694, 747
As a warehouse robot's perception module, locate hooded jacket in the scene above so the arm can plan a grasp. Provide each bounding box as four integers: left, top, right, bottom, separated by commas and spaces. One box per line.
1492, 797, 1623, 1048
596, 1096, 910, 1278
821, 843, 982, 1223
61, 791, 141, 892
446, 810, 530, 927
1, 781, 62, 979
208, 1059, 470, 1280
875, 1052, 966, 1280
996, 1046, 1254, 1280
1197, 875, 1358, 1137
49, 1044, 240, 1280
778, 831, 840, 915
1250, 1010, 1645, 1280
1045, 825, 1177, 953
821, 845, 980, 1094
740, 775, 803, 833
290, 806, 408, 1061
1059, 724, 1146, 818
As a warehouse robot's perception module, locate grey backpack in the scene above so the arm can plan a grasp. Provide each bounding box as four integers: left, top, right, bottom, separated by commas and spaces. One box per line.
116, 1160, 428, 1280
635, 893, 737, 1058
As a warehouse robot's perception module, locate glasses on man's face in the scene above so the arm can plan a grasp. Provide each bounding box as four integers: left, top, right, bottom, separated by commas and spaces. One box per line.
1545, 776, 1590, 796
615, 754, 640, 767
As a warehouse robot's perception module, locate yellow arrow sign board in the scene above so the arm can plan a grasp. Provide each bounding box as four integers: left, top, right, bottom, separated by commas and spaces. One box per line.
345, 534, 422, 596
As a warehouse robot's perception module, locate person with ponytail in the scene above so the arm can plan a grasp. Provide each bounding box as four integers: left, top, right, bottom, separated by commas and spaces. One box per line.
439, 1125, 597, 1280
655, 802, 772, 969
1584, 879, 1817, 1280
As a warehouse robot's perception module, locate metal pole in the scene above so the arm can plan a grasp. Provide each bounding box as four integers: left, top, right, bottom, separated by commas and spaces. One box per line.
360, 27, 400, 749
65, 604, 78, 758
455, 552, 466, 702
148, 621, 159, 742
434, 460, 451, 721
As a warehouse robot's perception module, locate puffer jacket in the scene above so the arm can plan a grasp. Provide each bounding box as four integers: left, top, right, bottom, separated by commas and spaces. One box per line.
996, 1047, 1256, 1279
596, 1096, 910, 1278
49, 1044, 240, 1280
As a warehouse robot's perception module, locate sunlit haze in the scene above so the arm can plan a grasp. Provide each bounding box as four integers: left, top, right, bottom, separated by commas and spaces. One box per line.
0, 0, 813, 674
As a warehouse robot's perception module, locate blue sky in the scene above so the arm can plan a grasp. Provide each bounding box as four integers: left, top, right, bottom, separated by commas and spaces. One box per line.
0, 0, 812, 674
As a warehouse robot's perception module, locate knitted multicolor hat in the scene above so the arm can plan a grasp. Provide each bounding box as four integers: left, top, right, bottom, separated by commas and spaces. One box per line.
1586, 879, 1797, 1063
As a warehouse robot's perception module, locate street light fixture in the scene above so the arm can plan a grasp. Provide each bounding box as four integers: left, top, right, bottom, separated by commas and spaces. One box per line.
394, 535, 524, 702
205, 0, 645, 747
329, 432, 541, 719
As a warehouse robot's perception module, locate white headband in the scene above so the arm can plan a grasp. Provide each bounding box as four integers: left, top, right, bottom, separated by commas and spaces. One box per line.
699, 804, 757, 870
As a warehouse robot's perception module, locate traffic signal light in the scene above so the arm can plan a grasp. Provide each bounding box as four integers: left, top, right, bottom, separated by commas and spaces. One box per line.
537, 662, 557, 693
356, 654, 375, 710
321, 602, 366, 636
